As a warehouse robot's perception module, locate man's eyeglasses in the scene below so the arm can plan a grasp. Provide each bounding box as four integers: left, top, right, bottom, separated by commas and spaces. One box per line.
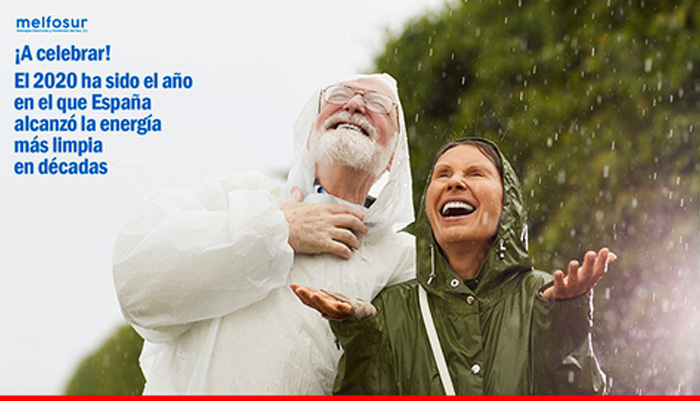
320, 85, 397, 115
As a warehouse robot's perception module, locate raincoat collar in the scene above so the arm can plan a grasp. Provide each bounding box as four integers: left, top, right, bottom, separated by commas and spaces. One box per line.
313, 179, 376, 208
286, 73, 413, 233
416, 138, 532, 298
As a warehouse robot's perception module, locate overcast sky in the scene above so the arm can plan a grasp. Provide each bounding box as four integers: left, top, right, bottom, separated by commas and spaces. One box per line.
0, 0, 447, 394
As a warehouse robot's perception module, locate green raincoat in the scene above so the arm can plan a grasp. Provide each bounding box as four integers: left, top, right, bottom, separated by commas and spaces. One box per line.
330, 139, 606, 395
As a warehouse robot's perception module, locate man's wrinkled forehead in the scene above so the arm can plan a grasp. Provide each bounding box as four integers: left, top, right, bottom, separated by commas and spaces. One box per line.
339, 77, 397, 102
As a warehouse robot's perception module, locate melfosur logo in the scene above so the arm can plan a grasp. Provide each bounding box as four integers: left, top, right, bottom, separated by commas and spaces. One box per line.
16, 16, 89, 33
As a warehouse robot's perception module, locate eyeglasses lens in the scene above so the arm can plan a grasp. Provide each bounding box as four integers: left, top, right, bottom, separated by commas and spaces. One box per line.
323, 86, 393, 114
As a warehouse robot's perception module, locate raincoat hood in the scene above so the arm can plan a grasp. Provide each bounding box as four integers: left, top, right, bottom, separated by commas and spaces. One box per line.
416, 138, 531, 297
286, 73, 413, 232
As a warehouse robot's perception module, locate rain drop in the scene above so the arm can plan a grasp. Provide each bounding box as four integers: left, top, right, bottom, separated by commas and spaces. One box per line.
481, 211, 490, 226
611, 141, 615, 150
644, 58, 652, 72
595, 210, 604, 222
604, 287, 611, 300
603, 165, 610, 178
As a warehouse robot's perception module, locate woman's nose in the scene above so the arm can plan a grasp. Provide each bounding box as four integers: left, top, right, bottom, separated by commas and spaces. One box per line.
447, 175, 466, 190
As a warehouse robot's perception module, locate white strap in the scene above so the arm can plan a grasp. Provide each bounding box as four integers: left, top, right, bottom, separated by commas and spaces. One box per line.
418, 285, 456, 395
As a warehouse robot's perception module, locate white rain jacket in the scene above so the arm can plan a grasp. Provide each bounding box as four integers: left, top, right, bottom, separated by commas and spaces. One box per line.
112, 73, 415, 394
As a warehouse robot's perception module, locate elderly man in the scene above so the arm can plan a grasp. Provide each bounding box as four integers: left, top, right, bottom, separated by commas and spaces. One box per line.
112, 73, 415, 394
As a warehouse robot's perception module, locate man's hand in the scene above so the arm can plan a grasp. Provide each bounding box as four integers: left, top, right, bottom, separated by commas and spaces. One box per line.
290, 284, 354, 320
281, 186, 368, 259
541, 247, 617, 301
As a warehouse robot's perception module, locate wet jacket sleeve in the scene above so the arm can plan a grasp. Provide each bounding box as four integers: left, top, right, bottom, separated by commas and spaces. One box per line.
112, 172, 294, 342
530, 287, 606, 395
385, 231, 416, 287
330, 301, 398, 395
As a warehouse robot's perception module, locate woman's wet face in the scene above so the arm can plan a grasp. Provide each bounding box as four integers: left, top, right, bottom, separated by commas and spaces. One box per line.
425, 144, 503, 251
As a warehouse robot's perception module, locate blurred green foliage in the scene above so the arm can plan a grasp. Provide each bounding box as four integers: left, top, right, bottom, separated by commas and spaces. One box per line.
64, 325, 144, 395
67, 0, 700, 395
375, 0, 700, 395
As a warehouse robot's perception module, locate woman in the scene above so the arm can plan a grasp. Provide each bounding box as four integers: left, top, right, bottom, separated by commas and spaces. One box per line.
292, 138, 615, 395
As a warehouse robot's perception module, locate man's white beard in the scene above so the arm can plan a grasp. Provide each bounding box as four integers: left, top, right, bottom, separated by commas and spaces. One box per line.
309, 111, 396, 178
